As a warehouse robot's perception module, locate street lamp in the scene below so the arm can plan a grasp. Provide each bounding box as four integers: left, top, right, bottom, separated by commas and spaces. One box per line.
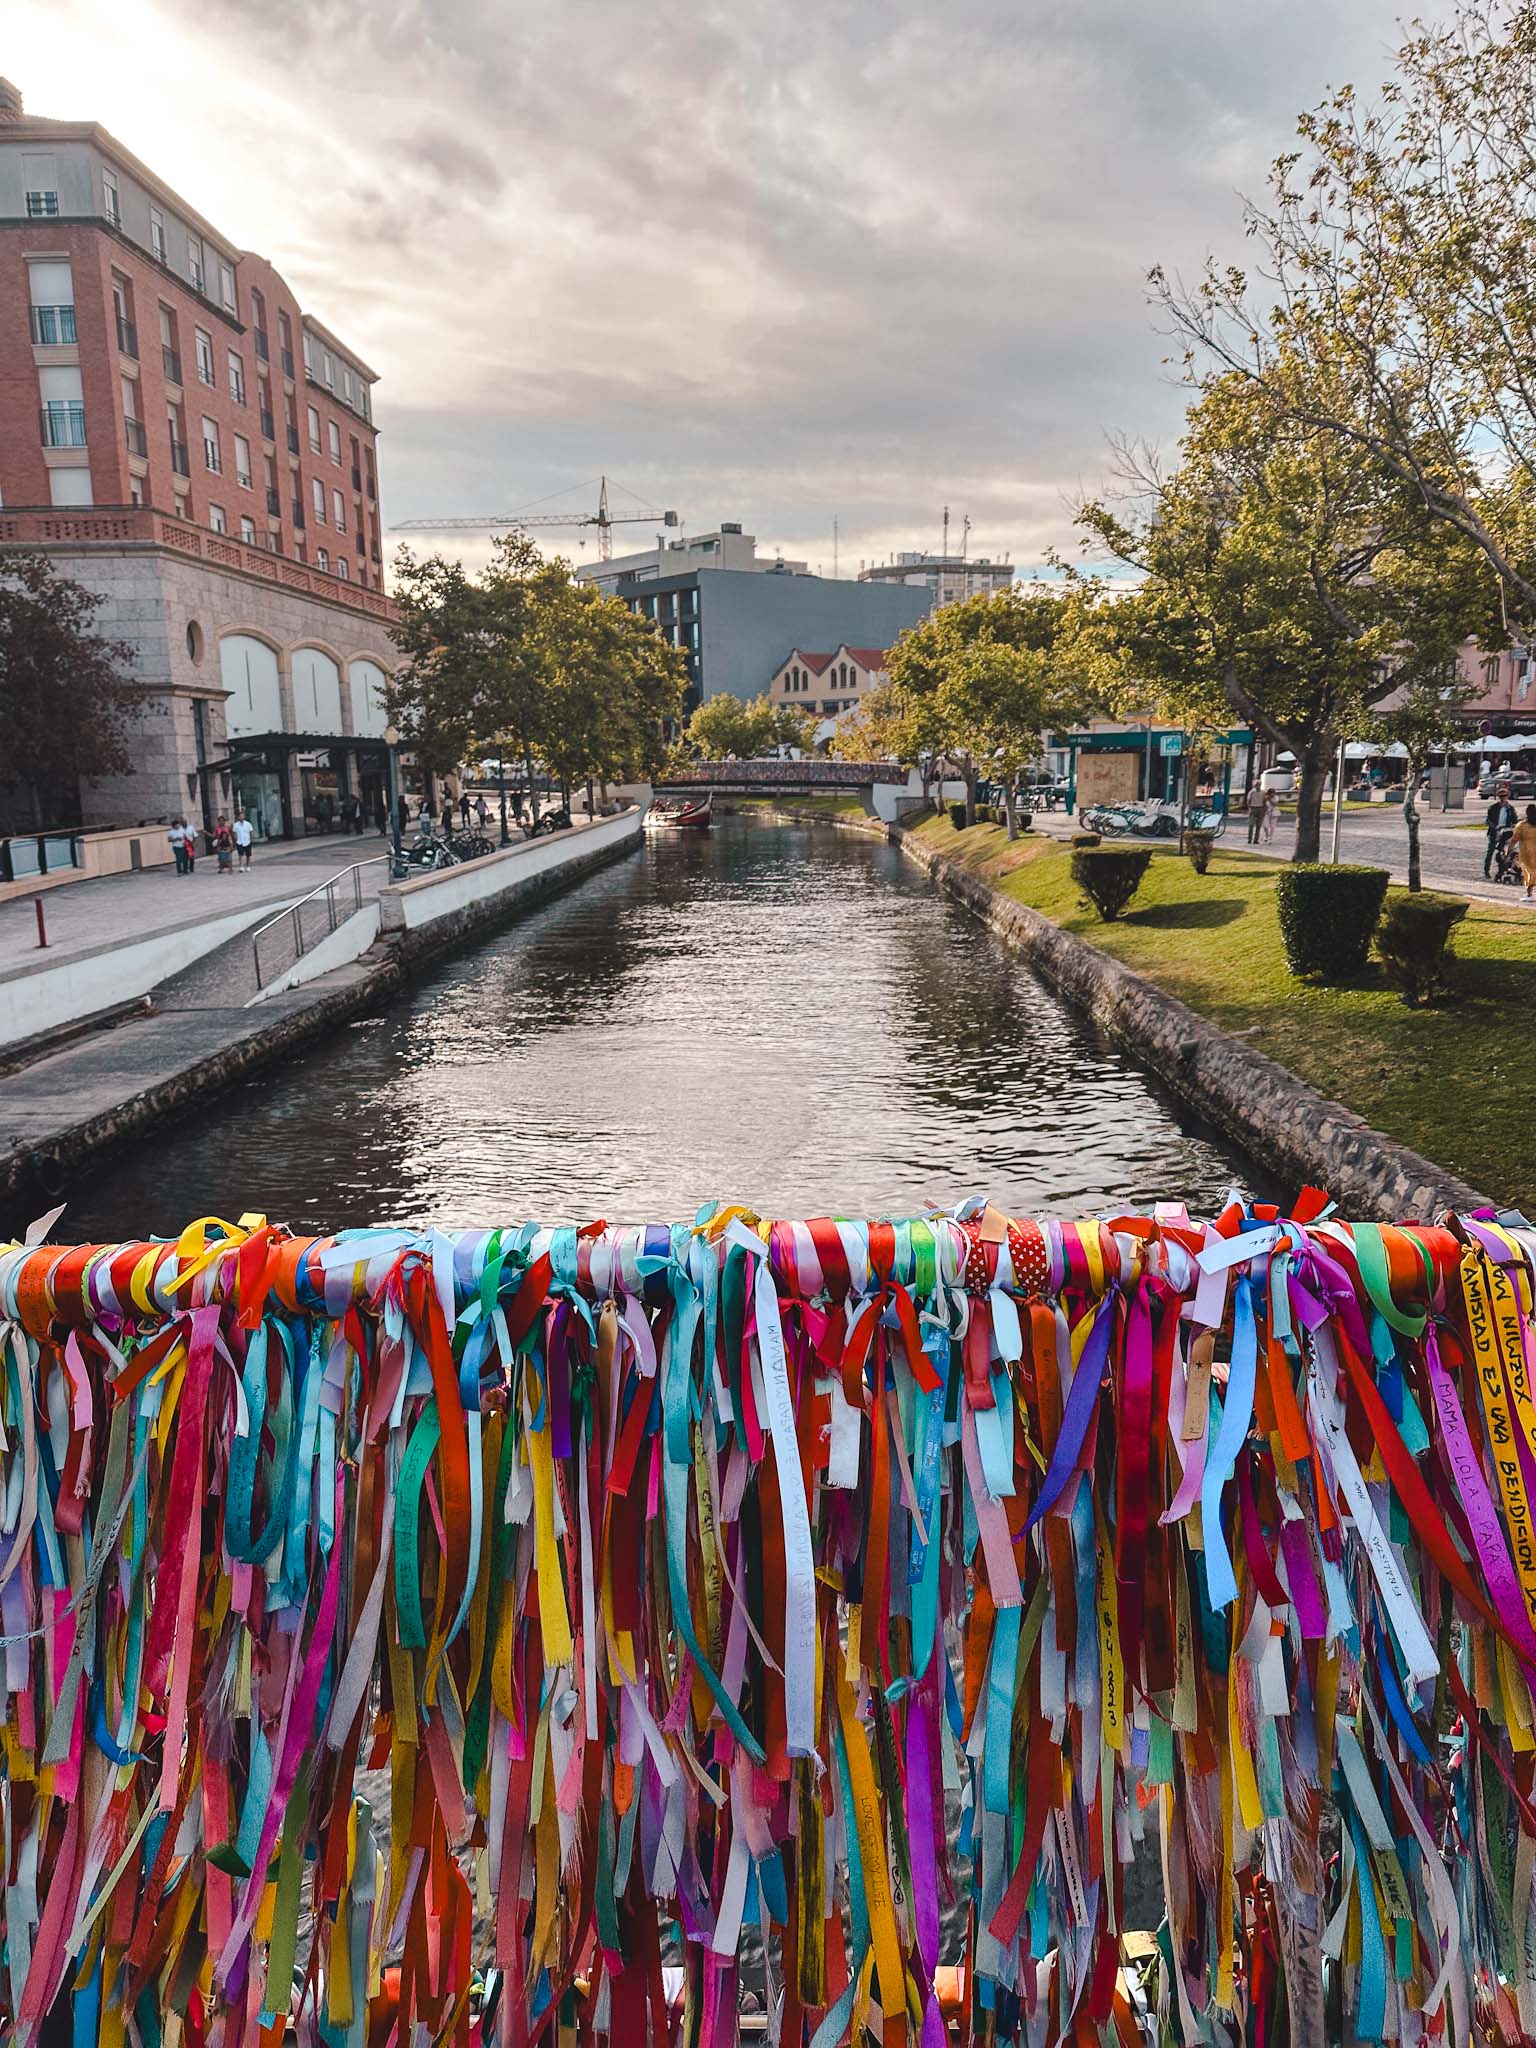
496, 750, 511, 847
383, 725, 406, 879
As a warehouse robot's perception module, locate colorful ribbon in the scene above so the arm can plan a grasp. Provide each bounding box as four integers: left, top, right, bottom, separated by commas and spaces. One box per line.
0, 1196, 1533, 2046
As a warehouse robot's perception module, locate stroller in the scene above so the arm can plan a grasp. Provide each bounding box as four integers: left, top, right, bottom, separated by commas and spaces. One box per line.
1492, 830, 1523, 886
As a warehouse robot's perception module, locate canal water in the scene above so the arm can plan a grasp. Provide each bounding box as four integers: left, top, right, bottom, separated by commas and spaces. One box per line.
62, 818, 1261, 1241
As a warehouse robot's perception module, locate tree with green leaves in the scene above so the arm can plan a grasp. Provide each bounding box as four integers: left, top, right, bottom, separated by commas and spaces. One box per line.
1079, 366, 1498, 859
1153, 2, 1536, 626
1365, 663, 1481, 891
883, 584, 1102, 826
0, 549, 136, 831
538, 574, 686, 803
674, 691, 814, 764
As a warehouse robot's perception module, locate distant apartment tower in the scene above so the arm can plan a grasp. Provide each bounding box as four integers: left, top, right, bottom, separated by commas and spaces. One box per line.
0, 80, 399, 835
579, 521, 931, 707
859, 550, 1014, 609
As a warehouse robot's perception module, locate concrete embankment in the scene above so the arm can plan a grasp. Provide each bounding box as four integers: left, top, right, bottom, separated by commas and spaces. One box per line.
0, 809, 642, 1212
746, 805, 1489, 1219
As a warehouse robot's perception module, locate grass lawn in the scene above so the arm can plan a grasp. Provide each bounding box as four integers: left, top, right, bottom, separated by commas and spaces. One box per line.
908, 814, 1536, 1212
729, 794, 869, 818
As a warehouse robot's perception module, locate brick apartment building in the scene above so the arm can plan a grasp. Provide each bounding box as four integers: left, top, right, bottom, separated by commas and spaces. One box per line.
0, 80, 400, 837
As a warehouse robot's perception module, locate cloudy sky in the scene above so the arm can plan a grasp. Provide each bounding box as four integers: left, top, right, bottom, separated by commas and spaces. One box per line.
14, 0, 1409, 577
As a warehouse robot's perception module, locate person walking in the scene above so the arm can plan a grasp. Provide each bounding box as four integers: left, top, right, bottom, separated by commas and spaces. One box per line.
1511, 803, 1536, 903
1245, 781, 1266, 844
233, 810, 254, 872
459, 790, 471, 829
168, 818, 191, 875
1261, 787, 1279, 844
1485, 783, 1518, 877
475, 793, 489, 830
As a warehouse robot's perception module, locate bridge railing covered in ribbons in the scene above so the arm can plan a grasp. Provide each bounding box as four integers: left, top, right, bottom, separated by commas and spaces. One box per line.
0, 1199, 1533, 2046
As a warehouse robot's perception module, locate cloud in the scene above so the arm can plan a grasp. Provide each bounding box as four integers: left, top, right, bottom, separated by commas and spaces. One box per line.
12, 0, 1407, 572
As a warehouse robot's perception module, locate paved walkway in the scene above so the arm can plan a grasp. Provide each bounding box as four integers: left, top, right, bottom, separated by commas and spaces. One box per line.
1034, 802, 1529, 905
0, 830, 393, 984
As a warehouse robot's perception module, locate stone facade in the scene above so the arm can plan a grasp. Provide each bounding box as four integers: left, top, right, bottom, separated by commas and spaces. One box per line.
15, 522, 400, 827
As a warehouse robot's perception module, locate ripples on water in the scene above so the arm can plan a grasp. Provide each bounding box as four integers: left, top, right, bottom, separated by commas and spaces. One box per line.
62, 820, 1262, 1240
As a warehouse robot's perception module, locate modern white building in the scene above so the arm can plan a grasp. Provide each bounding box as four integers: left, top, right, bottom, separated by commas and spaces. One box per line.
580, 522, 809, 591
859, 550, 1014, 609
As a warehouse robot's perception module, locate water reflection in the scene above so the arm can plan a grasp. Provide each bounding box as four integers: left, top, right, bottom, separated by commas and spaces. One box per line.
61, 819, 1262, 1240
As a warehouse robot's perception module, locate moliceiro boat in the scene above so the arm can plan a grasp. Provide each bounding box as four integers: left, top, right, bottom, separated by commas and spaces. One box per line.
646, 792, 713, 830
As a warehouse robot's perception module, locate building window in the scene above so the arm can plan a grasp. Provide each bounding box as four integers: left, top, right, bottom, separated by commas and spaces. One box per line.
337, 556, 349, 580
327, 420, 341, 465
227, 350, 245, 405
202, 416, 221, 472
102, 168, 120, 227
233, 434, 252, 488
322, 349, 335, 390
239, 514, 257, 543
130, 477, 144, 506
195, 328, 215, 386
23, 152, 58, 215
278, 310, 295, 379
40, 399, 87, 448
150, 207, 167, 262
27, 260, 75, 346
188, 236, 205, 293
312, 475, 325, 519
332, 487, 345, 530
316, 546, 329, 571
307, 404, 321, 452
209, 503, 226, 533
218, 262, 236, 314
303, 331, 315, 377
49, 468, 93, 508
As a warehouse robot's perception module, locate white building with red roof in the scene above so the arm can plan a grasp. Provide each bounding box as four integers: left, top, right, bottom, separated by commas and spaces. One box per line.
769, 644, 890, 718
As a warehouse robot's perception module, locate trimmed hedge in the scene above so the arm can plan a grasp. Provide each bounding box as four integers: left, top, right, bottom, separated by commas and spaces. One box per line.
948, 801, 968, 831
1069, 830, 1102, 849
1376, 891, 1469, 1006
1071, 845, 1153, 922
1274, 863, 1390, 981
1185, 828, 1216, 875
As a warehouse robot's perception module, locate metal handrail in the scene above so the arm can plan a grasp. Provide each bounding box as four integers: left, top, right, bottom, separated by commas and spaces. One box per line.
251, 854, 387, 989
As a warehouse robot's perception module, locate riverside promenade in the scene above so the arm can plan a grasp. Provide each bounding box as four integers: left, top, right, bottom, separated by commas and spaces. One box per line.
0, 809, 643, 1214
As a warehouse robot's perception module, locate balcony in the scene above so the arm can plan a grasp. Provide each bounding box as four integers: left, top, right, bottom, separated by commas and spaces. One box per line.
169, 438, 190, 477
230, 379, 246, 409
40, 402, 87, 449
162, 344, 182, 385
115, 314, 138, 358
124, 418, 147, 458
29, 304, 76, 346
292, 502, 306, 530
366, 474, 376, 501
254, 329, 270, 363
196, 360, 216, 388
260, 407, 275, 440
204, 447, 222, 475
280, 346, 295, 378
286, 424, 300, 455
266, 486, 282, 516
351, 466, 362, 491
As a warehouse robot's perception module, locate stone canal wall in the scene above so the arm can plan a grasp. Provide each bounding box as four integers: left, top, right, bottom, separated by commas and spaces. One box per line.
744, 804, 1489, 1218
0, 811, 643, 1211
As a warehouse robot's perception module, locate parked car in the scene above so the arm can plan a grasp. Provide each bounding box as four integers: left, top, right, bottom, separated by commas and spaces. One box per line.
1477, 771, 1536, 799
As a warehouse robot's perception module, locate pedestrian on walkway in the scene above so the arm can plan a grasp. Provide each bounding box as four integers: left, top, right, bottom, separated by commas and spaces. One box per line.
475, 793, 489, 829
1261, 788, 1279, 844
233, 811, 254, 871
1245, 781, 1266, 844
1485, 783, 1518, 877
459, 790, 471, 829
1511, 804, 1536, 903
213, 814, 235, 875
395, 792, 410, 839
168, 818, 191, 875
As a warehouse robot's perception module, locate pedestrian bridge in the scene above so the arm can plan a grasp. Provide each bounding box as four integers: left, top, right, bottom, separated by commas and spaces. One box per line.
654, 759, 909, 796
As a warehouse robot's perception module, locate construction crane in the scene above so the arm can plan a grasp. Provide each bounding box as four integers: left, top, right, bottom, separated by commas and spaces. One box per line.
391, 475, 679, 561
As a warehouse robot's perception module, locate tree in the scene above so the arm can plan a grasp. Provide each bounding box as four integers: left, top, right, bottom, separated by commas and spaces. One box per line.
0, 549, 135, 830
675, 692, 814, 763
1079, 367, 1496, 859
883, 584, 1103, 825
1152, 2, 1536, 626
538, 573, 686, 802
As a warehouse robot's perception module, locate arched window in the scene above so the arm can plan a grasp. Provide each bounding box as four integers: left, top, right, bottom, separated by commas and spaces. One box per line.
348, 658, 388, 737
220, 634, 281, 737
291, 647, 343, 733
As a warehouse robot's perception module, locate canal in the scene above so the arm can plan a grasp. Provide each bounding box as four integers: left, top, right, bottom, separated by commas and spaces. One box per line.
62, 817, 1260, 1240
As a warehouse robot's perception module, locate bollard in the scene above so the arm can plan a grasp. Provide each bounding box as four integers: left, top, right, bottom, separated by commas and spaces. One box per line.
34, 897, 48, 949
